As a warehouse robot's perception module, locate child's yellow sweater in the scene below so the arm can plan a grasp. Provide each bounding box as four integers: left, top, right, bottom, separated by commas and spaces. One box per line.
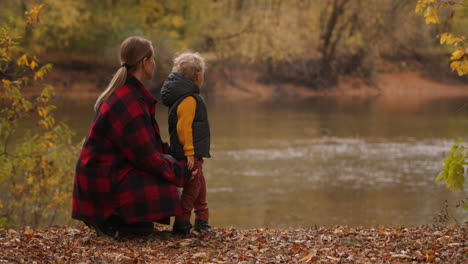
176, 96, 197, 156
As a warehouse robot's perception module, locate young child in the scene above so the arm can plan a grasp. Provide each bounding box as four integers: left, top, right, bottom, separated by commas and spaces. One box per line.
160, 52, 212, 234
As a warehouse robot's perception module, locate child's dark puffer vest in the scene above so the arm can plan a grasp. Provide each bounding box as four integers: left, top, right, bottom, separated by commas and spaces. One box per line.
161, 72, 211, 160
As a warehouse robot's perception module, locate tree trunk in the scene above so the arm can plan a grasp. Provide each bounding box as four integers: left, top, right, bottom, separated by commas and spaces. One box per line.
319, 0, 350, 79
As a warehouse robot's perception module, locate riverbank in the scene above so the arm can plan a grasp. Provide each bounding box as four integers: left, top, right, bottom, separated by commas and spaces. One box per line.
29, 53, 468, 103
1, 224, 466, 263
210, 71, 468, 104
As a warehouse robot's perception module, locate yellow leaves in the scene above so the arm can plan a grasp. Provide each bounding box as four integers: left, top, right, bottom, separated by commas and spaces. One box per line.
416, 1, 467, 76
448, 47, 468, 76
37, 106, 46, 118
0, 27, 17, 62
2, 79, 12, 87
17, 54, 29, 67
439, 33, 465, 45
26, 3, 44, 27
30, 60, 38, 70
415, 0, 440, 24
10, 99, 21, 111
442, 35, 468, 76
34, 71, 45, 81
16, 55, 40, 71
450, 59, 468, 76
450, 49, 465, 60
424, 6, 440, 24
29, 4, 44, 18
415, 1, 426, 13
415, 0, 436, 14
34, 64, 53, 80
14, 55, 47, 79
38, 117, 56, 129
35, 87, 57, 129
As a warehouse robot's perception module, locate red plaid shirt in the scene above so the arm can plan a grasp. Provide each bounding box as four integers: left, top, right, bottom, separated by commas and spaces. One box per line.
72, 74, 190, 225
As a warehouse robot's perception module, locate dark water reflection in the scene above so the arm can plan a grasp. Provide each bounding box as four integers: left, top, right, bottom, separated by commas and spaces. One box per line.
56, 95, 468, 228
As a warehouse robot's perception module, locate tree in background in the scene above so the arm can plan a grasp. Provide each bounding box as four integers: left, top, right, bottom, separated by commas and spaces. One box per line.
415, 0, 467, 208
0, 4, 78, 227
197, 0, 455, 87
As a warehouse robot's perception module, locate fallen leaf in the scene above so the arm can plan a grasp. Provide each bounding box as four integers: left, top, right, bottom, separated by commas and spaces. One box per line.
193, 252, 207, 259
23, 226, 34, 235
291, 244, 301, 252
391, 254, 410, 259
436, 236, 451, 242
299, 250, 316, 262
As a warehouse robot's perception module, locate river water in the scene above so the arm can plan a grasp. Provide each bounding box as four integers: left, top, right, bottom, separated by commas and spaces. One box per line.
57, 95, 467, 228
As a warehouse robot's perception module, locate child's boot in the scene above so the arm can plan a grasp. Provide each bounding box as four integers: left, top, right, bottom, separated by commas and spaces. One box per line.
194, 219, 213, 233
172, 221, 192, 235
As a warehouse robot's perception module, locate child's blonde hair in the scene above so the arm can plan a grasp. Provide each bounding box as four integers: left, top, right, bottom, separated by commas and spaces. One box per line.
172, 52, 206, 81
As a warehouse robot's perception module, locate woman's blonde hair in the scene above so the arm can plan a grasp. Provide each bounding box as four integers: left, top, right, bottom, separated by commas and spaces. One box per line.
172, 52, 206, 81
94, 36, 154, 111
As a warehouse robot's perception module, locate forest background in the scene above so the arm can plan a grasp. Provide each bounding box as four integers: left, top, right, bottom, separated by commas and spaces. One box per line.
2, 0, 468, 100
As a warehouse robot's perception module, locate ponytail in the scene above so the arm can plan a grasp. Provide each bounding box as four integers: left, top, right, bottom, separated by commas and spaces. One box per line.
94, 36, 154, 111
94, 66, 127, 111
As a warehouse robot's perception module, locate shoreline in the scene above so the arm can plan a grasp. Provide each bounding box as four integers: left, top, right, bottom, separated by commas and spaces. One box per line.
210, 72, 468, 103
1, 224, 466, 263
30, 66, 468, 104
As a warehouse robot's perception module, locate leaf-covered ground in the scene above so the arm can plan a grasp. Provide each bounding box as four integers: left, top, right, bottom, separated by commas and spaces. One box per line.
0, 224, 466, 263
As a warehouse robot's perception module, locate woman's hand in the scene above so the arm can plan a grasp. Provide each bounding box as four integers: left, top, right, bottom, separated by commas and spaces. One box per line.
162, 154, 177, 163
187, 155, 194, 170
189, 168, 198, 181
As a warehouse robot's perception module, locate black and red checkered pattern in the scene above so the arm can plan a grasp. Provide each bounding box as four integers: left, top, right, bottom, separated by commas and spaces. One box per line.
72, 74, 190, 225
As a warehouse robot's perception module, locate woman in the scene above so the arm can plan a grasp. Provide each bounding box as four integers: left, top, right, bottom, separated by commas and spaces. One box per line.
72, 36, 191, 237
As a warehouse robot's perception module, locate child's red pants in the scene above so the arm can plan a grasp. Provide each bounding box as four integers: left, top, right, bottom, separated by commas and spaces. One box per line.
176, 158, 209, 222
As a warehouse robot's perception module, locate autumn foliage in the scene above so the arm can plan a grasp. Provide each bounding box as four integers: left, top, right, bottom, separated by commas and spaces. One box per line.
0, 4, 77, 227
415, 0, 468, 76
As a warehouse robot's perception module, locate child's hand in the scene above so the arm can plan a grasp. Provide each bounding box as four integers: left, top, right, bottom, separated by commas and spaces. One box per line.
187, 155, 195, 170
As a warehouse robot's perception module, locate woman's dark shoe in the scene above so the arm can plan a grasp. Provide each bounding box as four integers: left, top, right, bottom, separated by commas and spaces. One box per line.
194, 219, 213, 233
172, 221, 192, 235
119, 222, 154, 236
85, 221, 118, 238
